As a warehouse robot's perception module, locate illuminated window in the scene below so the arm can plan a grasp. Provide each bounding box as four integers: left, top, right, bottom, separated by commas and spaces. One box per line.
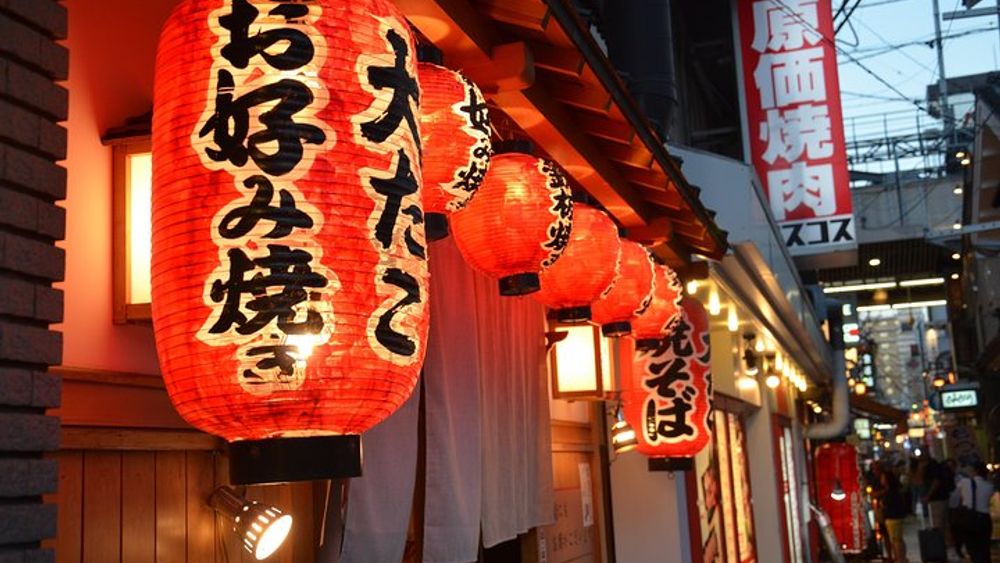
112, 136, 152, 323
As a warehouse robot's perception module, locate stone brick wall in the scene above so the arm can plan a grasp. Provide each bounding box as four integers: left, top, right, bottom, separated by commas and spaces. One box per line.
0, 1, 68, 561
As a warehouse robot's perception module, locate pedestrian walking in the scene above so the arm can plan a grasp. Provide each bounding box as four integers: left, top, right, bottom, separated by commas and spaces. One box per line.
946, 458, 968, 559
876, 469, 910, 562
922, 457, 955, 541
957, 462, 995, 563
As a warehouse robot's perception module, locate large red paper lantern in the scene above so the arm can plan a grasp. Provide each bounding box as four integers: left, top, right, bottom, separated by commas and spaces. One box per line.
816, 443, 864, 553
417, 61, 491, 233
450, 151, 574, 295
590, 240, 655, 336
535, 203, 621, 322
621, 298, 713, 458
152, 0, 428, 483
632, 265, 684, 350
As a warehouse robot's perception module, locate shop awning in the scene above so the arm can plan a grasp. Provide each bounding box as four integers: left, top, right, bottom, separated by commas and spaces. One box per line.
849, 394, 907, 424
396, 0, 728, 266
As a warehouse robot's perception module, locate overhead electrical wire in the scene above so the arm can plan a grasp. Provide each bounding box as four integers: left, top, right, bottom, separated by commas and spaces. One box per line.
769, 0, 974, 128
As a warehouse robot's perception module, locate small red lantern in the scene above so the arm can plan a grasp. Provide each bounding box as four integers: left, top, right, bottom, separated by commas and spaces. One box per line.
621, 297, 713, 459
590, 240, 655, 336
152, 0, 428, 483
632, 265, 684, 350
450, 150, 574, 295
535, 203, 621, 322
816, 443, 864, 553
417, 61, 491, 238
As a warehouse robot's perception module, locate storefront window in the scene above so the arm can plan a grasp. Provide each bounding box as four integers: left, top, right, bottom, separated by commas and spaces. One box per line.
776, 420, 805, 563
694, 399, 757, 563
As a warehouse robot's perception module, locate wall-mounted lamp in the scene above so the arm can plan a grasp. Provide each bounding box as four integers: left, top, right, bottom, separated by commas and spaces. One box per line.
210, 486, 292, 560
727, 305, 739, 333
707, 291, 721, 316
549, 322, 614, 400
610, 407, 638, 454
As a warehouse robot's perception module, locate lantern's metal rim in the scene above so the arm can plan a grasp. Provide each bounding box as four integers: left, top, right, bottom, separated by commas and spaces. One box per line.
600, 321, 631, 338
555, 306, 592, 323
499, 273, 540, 296
229, 435, 363, 485
424, 212, 450, 242
634, 337, 664, 351
647, 457, 695, 472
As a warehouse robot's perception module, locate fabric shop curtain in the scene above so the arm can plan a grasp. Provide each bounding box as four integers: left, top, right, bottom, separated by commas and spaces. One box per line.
328, 236, 554, 563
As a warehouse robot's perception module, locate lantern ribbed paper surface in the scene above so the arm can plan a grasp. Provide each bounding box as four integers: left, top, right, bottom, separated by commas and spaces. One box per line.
622, 297, 713, 458
535, 203, 621, 322
450, 152, 573, 295
590, 241, 655, 336
151, 0, 428, 480
632, 265, 684, 349
418, 62, 491, 216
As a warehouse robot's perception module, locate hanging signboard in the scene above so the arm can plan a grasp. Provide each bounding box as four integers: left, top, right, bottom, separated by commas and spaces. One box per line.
736, 0, 856, 257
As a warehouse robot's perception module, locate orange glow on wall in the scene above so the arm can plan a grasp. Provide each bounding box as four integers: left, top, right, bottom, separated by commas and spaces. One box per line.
590, 240, 655, 336
152, 0, 428, 481
534, 203, 621, 322
450, 151, 574, 295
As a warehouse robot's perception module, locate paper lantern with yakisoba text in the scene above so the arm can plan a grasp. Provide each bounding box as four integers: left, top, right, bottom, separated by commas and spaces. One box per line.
417, 61, 491, 238
632, 265, 684, 350
621, 297, 713, 458
151, 0, 428, 484
450, 150, 574, 296
590, 240, 656, 337
534, 203, 621, 322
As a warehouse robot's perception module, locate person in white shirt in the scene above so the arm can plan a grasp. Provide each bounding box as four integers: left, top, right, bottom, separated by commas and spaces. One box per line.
957, 462, 994, 563
948, 462, 968, 560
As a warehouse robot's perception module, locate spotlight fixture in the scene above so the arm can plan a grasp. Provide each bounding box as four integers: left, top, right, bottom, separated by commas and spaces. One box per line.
708, 291, 721, 316
952, 252, 961, 261
765, 372, 781, 389
610, 408, 638, 454
953, 222, 962, 230
742, 334, 759, 377
210, 486, 293, 560
954, 150, 966, 159
932, 374, 946, 388
953, 186, 963, 195
830, 480, 847, 502
950, 273, 959, 280
686, 279, 699, 295
868, 257, 881, 267
960, 156, 971, 167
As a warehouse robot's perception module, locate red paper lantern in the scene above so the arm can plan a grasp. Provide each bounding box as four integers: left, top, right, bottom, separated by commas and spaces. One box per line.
632, 265, 684, 350
621, 297, 713, 458
152, 0, 428, 483
590, 240, 655, 336
815, 443, 864, 553
417, 62, 491, 227
535, 203, 621, 322
450, 151, 574, 295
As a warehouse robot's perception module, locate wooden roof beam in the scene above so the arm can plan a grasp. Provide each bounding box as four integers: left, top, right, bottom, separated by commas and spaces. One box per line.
396, 0, 655, 227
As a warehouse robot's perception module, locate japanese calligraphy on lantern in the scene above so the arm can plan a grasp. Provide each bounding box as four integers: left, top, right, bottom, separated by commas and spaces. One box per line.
621, 298, 713, 458
738, 0, 856, 255
194, 0, 337, 394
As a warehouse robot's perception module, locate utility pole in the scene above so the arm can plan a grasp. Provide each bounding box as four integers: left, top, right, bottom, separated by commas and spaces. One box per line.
932, 0, 954, 141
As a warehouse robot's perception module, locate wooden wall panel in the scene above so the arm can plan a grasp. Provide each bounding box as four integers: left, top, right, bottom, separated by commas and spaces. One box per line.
122, 452, 156, 563
82, 452, 122, 563
49, 450, 316, 563
155, 451, 187, 563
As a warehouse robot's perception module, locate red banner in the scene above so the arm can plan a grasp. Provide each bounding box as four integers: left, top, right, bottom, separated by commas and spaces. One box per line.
737, 0, 855, 255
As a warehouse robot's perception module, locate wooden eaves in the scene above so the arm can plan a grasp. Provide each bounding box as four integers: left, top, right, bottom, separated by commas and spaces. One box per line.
395, 0, 729, 267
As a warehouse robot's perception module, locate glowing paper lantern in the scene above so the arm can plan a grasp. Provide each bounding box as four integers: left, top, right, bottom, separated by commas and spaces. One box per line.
450, 151, 574, 295
152, 0, 428, 483
590, 241, 655, 336
632, 265, 684, 350
621, 298, 712, 458
535, 203, 621, 322
417, 61, 491, 234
